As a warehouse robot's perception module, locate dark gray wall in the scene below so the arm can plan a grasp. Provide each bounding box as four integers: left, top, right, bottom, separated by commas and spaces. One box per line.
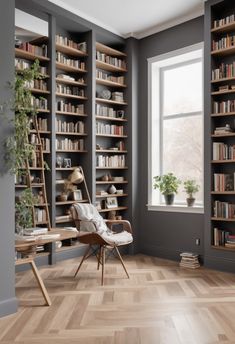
0, 0, 18, 317
138, 17, 205, 261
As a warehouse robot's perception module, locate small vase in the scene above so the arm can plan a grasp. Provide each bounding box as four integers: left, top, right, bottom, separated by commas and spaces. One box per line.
186, 197, 195, 207
164, 194, 174, 205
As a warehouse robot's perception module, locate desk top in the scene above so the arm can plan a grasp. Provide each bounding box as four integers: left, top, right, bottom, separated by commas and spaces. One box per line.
15, 228, 78, 249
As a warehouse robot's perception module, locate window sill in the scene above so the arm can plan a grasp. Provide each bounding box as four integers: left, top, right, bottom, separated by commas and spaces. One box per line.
147, 204, 204, 214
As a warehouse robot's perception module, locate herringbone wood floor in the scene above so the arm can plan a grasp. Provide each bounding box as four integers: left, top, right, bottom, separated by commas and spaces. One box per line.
1, 254, 235, 343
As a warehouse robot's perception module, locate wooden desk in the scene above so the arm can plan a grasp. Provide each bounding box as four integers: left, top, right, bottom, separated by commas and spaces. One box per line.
15, 228, 78, 306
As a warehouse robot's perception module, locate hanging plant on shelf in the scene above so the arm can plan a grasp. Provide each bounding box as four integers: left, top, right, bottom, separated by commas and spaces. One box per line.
2, 59, 44, 175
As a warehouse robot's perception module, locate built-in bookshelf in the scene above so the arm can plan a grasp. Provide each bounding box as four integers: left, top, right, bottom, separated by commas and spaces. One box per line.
95, 42, 128, 218
55, 33, 88, 231
210, 3, 235, 250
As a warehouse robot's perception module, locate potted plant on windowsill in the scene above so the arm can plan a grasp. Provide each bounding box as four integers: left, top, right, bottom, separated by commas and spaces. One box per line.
153, 172, 181, 205
183, 179, 200, 207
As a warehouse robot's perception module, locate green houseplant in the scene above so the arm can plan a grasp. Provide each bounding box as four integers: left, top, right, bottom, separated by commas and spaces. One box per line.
153, 172, 181, 205
183, 179, 200, 207
15, 188, 38, 234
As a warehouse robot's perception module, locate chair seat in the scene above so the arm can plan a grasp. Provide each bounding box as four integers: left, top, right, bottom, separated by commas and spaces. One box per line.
101, 230, 133, 246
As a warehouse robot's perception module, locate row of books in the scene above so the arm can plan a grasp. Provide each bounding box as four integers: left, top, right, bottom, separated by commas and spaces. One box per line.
35, 208, 47, 223
212, 35, 235, 51
179, 252, 200, 269
213, 142, 235, 160
214, 173, 235, 191
57, 73, 85, 84
56, 84, 85, 97
55, 138, 84, 151
213, 100, 235, 114
15, 59, 48, 75
213, 14, 235, 29
96, 51, 126, 69
213, 200, 235, 219
96, 70, 125, 84
95, 104, 125, 118
31, 96, 48, 110
213, 124, 232, 135
57, 101, 84, 114
96, 123, 124, 136
41, 138, 50, 152
96, 154, 126, 168
212, 62, 235, 81
56, 35, 87, 53
213, 228, 235, 248
18, 42, 48, 57
25, 79, 48, 91
30, 151, 42, 168
37, 117, 48, 131
56, 52, 86, 70
56, 120, 85, 134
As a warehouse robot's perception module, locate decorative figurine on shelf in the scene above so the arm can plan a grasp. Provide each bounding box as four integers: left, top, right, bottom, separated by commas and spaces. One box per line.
56, 156, 63, 168
38, 191, 45, 205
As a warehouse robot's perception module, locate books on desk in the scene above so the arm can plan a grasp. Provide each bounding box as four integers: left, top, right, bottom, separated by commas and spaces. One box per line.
179, 252, 200, 269
23, 227, 48, 236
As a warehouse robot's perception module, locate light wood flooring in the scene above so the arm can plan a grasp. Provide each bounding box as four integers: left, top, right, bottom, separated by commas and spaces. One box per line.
1, 254, 235, 343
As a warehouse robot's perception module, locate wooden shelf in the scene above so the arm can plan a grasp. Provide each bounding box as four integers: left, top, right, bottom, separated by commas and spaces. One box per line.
211, 46, 235, 56
96, 150, 127, 153
211, 245, 235, 251
56, 132, 87, 136
211, 132, 235, 137
96, 193, 128, 198
56, 111, 87, 117
98, 206, 128, 213
96, 97, 127, 106
211, 89, 235, 96
56, 43, 87, 57
211, 112, 235, 117
211, 191, 235, 194
96, 167, 128, 170
56, 167, 78, 171
96, 42, 126, 57
96, 181, 128, 185
56, 150, 87, 153
96, 115, 127, 122
96, 78, 126, 88
96, 134, 127, 138
211, 217, 235, 222
211, 160, 235, 163
56, 62, 87, 73
56, 77, 87, 87
37, 109, 50, 113
15, 48, 50, 62
56, 199, 88, 205
56, 92, 87, 100
30, 130, 51, 134
96, 60, 127, 73
30, 88, 50, 95
211, 22, 235, 33
211, 76, 235, 84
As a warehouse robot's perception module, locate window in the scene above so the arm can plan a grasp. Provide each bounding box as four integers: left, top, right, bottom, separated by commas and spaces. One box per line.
148, 43, 203, 210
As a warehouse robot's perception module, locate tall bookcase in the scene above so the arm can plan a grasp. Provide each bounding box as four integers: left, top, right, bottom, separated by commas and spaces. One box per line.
95, 42, 129, 219
210, 1, 235, 251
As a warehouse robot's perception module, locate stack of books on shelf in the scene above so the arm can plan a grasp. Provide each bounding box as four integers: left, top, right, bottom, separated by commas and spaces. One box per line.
56, 35, 87, 52
35, 208, 47, 223
56, 84, 85, 96
213, 200, 235, 219
179, 252, 200, 269
96, 70, 125, 84
18, 42, 48, 57
96, 154, 125, 168
57, 101, 84, 114
212, 35, 235, 51
56, 52, 85, 69
212, 62, 235, 81
38, 118, 48, 131
57, 74, 85, 84
56, 119, 84, 133
95, 104, 124, 118
25, 79, 48, 91
213, 227, 235, 248
31, 97, 48, 110
96, 51, 126, 69
214, 173, 235, 191
213, 101, 235, 114
112, 92, 124, 102
56, 138, 84, 151
41, 138, 50, 151
213, 14, 235, 29
96, 123, 124, 135
213, 142, 235, 160
214, 124, 233, 134
225, 234, 235, 248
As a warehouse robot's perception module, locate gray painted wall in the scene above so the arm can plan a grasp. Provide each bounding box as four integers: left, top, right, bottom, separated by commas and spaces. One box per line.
0, 0, 18, 317
138, 17, 205, 261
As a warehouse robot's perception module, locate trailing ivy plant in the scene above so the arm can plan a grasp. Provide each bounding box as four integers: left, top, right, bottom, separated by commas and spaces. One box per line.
4, 59, 42, 175
15, 188, 38, 231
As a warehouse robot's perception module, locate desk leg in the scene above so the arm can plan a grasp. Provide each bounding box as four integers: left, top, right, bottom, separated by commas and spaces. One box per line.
30, 260, 52, 306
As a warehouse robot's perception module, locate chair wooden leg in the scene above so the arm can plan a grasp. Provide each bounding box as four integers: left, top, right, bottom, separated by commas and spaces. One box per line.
74, 245, 91, 277
114, 246, 130, 279
30, 260, 52, 306
101, 246, 105, 286
97, 245, 101, 270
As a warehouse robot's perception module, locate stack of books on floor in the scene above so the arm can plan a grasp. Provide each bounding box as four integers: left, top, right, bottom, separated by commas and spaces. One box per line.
179, 252, 200, 269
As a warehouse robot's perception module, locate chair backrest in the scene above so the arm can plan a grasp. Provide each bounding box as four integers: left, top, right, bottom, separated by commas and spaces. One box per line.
71, 203, 108, 234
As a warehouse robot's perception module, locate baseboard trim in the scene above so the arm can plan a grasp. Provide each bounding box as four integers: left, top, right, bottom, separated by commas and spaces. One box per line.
204, 255, 235, 273
0, 297, 18, 318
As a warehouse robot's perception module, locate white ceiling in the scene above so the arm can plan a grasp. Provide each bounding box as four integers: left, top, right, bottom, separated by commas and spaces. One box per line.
48, 0, 205, 39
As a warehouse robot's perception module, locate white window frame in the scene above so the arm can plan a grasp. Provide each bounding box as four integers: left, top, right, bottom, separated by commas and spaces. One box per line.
147, 42, 204, 214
